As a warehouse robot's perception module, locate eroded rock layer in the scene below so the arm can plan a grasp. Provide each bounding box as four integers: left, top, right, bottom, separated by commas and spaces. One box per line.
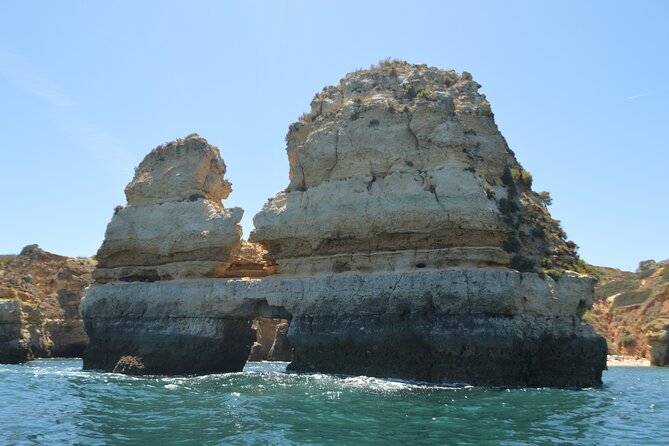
93, 135, 243, 283
250, 61, 581, 276
82, 270, 604, 386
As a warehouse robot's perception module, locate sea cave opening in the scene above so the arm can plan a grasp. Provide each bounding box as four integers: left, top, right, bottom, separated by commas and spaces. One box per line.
245, 300, 293, 364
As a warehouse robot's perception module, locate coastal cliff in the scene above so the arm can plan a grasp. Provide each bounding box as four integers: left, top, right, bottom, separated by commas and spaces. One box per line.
0, 245, 94, 363
586, 260, 669, 365
81, 62, 606, 386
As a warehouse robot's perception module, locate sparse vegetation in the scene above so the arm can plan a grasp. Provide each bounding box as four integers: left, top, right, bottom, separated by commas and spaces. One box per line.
510, 167, 533, 188
0, 255, 17, 267
595, 276, 642, 299
511, 255, 536, 273
611, 289, 652, 310
416, 88, 435, 100
660, 266, 669, 281
622, 334, 637, 347
503, 237, 521, 253
636, 259, 658, 278
441, 72, 457, 86
374, 57, 405, 76
539, 191, 552, 206
483, 186, 495, 199
498, 198, 519, 216
401, 84, 417, 99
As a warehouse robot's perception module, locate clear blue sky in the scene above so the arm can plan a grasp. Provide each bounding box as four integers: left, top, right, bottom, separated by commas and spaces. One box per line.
1, 1, 667, 271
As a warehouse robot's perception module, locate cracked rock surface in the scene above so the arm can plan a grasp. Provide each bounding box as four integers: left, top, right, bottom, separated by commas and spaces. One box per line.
251, 61, 580, 276
94, 134, 243, 283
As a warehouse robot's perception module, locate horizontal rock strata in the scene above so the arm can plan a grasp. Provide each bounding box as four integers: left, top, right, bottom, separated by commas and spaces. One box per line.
82, 270, 605, 386
81, 62, 606, 386
93, 135, 243, 283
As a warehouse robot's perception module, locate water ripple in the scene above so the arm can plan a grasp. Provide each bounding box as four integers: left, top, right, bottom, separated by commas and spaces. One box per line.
0, 360, 667, 445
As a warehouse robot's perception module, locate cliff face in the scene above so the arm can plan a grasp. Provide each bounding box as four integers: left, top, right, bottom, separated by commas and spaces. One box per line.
93, 135, 243, 284
586, 260, 669, 365
251, 61, 581, 277
81, 62, 605, 386
82, 135, 270, 374
0, 245, 95, 363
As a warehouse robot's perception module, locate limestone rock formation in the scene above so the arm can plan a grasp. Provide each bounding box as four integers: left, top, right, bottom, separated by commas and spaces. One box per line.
249, 60, 605, 385
267, 322, 291, 361
248, 317, 287, 361
93, 134, 243, 283
82, 62, 605, 386
0, 299, 25, 363
251, 61, 580, 277
586, 259, 669, 365
221, 241, 277, 278
0, 245, 95, 363
248, 342, 263, 361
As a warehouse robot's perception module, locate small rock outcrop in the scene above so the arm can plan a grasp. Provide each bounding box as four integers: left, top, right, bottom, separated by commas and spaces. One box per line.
0, 245, 95, 363
82, 62, 605, 386
93, 134, 243, 284
267, 322, 291, 361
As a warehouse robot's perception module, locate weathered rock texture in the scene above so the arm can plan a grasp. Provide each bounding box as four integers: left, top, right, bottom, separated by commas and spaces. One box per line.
93, 134, 243, 283
267, 322, 291, 361
250, 61, 582, 277
82, 270, 602, 384
248, 317, 290, 361
82, 62, 605, 386
586, 260, 669, 365
221, 241, 277, 278
0, 245, 95, 363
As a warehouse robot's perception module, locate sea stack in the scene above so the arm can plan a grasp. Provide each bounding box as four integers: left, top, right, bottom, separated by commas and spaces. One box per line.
93, 134, 243, 284
250, 60, 606, 386
81, 62, 606, 386
82, 135, 261, 374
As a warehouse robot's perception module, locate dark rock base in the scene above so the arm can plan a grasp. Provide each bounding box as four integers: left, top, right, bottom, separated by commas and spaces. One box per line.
287, 315, 607, 387
83, 318, 256, 375
0, 340, 30, 364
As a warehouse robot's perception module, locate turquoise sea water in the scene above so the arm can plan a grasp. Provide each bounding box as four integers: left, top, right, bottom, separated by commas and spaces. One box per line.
0, 360, 667, 445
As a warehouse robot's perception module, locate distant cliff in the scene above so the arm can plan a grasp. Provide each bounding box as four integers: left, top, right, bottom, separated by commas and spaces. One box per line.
0, 245, 95, 363
586, 260, 669, 365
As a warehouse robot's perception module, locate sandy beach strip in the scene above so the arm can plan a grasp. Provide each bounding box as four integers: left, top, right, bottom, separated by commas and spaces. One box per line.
606, 355, 650, 367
